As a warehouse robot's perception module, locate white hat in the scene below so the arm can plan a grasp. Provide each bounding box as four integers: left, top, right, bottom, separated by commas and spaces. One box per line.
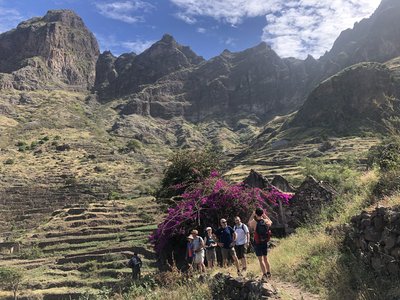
206, 227, 212, 231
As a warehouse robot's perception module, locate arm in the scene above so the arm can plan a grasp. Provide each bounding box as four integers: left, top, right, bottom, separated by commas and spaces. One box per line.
263, 214, 272, 227
245, 225, 250, 245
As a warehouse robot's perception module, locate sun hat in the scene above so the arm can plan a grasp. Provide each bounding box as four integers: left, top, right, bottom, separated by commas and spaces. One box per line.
187, 234, 194, 239
205, 227, 212, 231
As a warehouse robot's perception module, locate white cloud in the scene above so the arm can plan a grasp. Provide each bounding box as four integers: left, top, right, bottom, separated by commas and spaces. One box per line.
197, 27, 206, 33
0, 6, 23, 33
262, 0, 381, 59
95, 0, 154, 24
169, 0, 381, 58
121, 39, 155, 53
175, 12, 197, 24
95, 33, 154, 55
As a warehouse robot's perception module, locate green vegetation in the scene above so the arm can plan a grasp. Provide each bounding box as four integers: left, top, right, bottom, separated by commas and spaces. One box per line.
157, 148, 223, 198
268, 154, 400, 299
0, 267, 23, 300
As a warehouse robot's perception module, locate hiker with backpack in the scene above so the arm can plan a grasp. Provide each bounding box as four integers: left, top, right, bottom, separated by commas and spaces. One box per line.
248, 208, 272, 281
233, 216, 250, 272
128, 252, 142, 280
215, 218, 242, 276
204, 227, 217, 268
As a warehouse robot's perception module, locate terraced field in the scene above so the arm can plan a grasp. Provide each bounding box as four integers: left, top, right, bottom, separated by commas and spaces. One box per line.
225, 136, 380, 183
0, 197, 161, 299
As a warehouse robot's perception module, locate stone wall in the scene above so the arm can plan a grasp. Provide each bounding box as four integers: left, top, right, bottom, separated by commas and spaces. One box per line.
212, 273, 279, 300
243, 170, 337, 233
346, 206, 400, 277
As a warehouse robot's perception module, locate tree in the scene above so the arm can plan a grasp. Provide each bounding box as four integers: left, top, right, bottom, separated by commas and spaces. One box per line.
0, 268, 23, 300
157, 149, 223, 199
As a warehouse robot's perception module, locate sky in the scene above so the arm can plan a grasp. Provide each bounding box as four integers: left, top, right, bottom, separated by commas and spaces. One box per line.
0, 0, 381, 59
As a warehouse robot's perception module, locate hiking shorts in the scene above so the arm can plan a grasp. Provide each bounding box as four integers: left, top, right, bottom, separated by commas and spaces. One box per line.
193, 250, 204, 264
206, 248, 216, 261
221, 247, 236, 261
235, 244, 246, 259
254, 243, 268, 257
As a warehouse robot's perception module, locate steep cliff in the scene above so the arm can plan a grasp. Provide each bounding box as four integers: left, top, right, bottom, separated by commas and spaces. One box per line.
0, 9, 99, 90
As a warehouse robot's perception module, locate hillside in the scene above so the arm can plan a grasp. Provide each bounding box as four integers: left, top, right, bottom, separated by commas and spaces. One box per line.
2, 1, 400, 298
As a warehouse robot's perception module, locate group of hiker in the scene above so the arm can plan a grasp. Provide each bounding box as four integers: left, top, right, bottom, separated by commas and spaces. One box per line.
185, 207, 272, 281
127, 207, 272, 281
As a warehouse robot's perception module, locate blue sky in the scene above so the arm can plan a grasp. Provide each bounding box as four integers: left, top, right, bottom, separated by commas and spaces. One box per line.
0, 0, 381, 59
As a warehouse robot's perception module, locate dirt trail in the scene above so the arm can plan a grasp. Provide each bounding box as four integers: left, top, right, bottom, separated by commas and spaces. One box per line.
270, 278, 321, 300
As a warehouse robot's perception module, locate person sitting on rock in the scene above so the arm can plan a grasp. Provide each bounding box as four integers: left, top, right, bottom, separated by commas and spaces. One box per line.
204, 227, 217, 268
128, 252, 142, 280
248, 208, 272, 281
215, 218, 242, 276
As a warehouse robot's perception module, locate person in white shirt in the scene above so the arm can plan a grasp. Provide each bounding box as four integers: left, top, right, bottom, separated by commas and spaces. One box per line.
233, 216, 250, 272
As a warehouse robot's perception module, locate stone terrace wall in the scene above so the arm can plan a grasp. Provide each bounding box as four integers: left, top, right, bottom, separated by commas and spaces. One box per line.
346, 206, 400, 277
212, 273, 279, 300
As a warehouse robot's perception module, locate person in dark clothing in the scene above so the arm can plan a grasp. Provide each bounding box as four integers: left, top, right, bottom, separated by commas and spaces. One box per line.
248, 208, 272, 281
215, 218, 242, 276
128, 252, 142, 280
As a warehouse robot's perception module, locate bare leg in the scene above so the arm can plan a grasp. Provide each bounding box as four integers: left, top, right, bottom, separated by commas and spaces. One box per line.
241, 257, 247, 270
257, 256, 266, 274
232, 254, 240, 271
263, 256, 270, 273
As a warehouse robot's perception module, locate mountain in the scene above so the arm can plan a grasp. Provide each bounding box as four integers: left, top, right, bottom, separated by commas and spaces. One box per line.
0, 10, 99, 91
318, 0, 400, 79
105, 41, 318, 121
94, 34, 204, 100
289, 60, 400, 134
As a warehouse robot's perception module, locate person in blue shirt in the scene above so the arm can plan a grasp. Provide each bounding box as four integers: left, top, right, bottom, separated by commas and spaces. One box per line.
215, 218, 242, 276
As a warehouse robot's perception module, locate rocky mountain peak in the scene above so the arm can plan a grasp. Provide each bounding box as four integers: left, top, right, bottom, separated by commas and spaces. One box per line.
0, 9, 99, 90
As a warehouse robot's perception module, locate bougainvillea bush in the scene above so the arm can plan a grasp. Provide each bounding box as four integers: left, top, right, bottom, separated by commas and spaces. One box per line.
150, 172, 293, 262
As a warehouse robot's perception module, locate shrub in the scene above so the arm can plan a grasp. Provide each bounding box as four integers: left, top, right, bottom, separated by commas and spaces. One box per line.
0, 267, 23, 300
299, 157, 360, 193
150, 173, 292, 257
4, 158, 14, 165
18, 246, 44, 259
108, 191, 122, 200
373, 169, 400, 197
367, 139, 400, 171
157, 149, 224, 199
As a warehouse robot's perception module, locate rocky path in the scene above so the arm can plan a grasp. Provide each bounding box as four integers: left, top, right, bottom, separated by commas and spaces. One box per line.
271, 279, 320, 300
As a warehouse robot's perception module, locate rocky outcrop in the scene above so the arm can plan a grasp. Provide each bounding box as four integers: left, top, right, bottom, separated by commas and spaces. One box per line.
243, 169, 272, 189
346, 206, 400, 277
289, 62, 400, 134
0, 10, 99, 90
94, 34, 203, 100
212, 273, 279, 300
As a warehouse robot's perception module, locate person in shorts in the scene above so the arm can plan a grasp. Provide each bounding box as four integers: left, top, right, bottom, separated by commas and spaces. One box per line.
215, 218, 242, 276
191, 230, 206, 272
233, 216, 250, 272
248, 208, 273, 281
204, 227, 217, 268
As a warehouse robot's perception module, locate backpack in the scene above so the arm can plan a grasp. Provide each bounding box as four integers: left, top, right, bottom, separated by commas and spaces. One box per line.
234, 224, 246, 232
128, 256, 141, 268
255, 220, 271, 244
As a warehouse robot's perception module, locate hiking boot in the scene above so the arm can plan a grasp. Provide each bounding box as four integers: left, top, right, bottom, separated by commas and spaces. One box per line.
261, 273, 269, 282
266, 272, 272, 279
